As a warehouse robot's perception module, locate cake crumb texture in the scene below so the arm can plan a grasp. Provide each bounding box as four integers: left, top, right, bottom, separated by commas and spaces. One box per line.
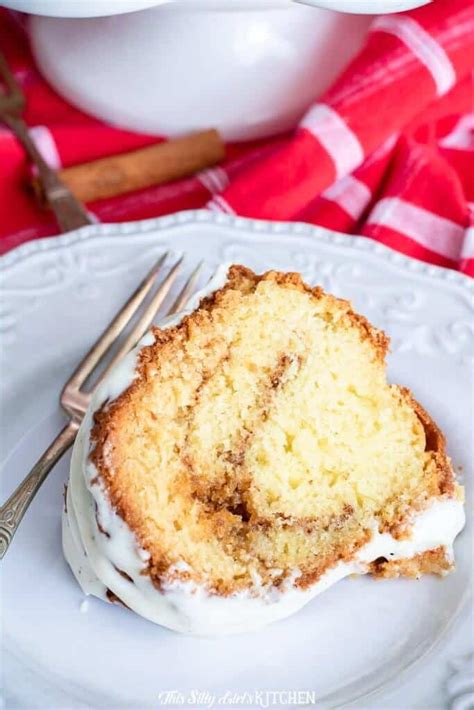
91, 266, 459, 595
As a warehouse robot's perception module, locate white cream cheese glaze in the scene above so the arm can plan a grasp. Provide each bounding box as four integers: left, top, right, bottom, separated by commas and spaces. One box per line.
62, 263, 466, 636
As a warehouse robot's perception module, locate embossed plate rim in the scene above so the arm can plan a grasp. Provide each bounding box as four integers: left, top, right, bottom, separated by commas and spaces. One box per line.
1, 209, 472, 293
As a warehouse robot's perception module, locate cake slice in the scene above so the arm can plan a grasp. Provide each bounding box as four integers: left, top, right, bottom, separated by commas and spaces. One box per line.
63, 265, 465, 634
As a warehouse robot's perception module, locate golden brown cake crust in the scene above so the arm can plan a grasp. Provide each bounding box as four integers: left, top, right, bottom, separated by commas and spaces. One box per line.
401, 389, 455, 498
90, 265, 458, 595
369, 546, 453, 578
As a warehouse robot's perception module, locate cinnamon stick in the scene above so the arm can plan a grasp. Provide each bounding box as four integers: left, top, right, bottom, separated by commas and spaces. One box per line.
33, 129, 225, 204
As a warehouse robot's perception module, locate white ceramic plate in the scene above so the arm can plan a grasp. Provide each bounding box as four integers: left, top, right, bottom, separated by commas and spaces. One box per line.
0, 0, 166, 18
1, 212, 472, 709
1, 0, 431, 18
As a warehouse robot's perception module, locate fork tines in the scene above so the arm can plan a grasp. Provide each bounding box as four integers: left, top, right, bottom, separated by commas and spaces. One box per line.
62, 254, 202, 409
0, 51, 26, 116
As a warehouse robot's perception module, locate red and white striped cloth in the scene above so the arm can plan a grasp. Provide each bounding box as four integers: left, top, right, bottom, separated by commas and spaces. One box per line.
0, 1, 473, 275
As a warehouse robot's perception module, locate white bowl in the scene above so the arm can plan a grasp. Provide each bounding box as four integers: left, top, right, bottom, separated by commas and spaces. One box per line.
31, 2, 373, 141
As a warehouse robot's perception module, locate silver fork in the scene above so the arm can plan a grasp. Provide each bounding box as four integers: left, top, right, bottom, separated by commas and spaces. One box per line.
0, 51, 92, 233
0, 254, 202, 559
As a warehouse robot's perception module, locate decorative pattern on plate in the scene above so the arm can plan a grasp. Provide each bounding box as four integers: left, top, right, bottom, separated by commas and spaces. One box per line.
446, 654, 474, 710
3, 213, 472, 363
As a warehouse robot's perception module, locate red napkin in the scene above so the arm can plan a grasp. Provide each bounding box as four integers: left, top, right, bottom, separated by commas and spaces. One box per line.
0, 1, 473, 276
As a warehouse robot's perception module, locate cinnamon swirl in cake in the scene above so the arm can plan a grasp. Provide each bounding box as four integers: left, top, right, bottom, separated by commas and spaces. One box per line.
63, 264, 465, 634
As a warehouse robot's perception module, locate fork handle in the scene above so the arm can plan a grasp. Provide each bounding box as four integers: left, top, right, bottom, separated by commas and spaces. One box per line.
0, 421, 79, 560
3, 113, 92, 233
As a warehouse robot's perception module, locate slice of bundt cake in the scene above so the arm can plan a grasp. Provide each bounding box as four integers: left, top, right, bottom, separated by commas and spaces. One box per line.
63, 265, 465, 634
